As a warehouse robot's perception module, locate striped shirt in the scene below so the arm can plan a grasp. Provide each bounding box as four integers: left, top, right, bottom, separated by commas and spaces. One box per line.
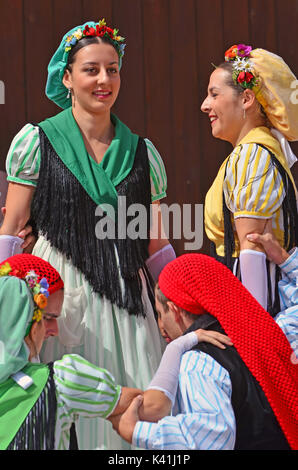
53, 354, 121, 450
132, 249, 298, 450
6, 124, 167, 202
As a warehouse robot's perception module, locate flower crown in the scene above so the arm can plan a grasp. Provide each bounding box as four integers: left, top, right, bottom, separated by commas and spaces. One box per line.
0, 262, 49, 327
65, 18, 126, 60
224, 44, 258, 90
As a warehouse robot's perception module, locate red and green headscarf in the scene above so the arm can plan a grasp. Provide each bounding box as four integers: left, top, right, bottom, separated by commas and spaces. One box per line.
0, 254, 63, 383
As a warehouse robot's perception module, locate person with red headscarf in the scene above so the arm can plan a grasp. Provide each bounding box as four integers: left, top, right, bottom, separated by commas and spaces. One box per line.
113, 246, 298, 450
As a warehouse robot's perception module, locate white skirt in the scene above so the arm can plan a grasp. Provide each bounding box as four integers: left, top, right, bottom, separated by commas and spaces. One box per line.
34, 235, 164, 450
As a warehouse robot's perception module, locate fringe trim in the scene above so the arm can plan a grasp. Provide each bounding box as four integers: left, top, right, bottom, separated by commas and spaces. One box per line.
7, 363, 57, 450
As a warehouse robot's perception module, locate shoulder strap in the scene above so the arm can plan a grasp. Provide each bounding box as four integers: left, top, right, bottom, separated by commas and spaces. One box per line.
256, 144, 298, 250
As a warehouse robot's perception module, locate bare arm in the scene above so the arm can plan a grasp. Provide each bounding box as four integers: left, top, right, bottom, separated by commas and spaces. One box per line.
0, 182, 34, 236
148, 200, 170, 256
246, 219, 289, 265
234, 217, 267, 252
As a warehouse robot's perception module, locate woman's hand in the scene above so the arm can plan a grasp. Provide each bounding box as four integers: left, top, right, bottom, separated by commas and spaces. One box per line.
2, 207, 37, 253
18, 224, 37, 253
194, 329, 233, 349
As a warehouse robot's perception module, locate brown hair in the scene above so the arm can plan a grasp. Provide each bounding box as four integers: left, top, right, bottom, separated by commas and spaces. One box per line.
216, 61, 268, 122
155, 282, 170, 312
155, 282, 200, 321
217, 61, 244, 96
66, 35, 119, 71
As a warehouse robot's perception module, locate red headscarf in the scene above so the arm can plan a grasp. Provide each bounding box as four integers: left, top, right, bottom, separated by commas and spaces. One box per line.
0, 254, 64, 294
159, 253, 298, 450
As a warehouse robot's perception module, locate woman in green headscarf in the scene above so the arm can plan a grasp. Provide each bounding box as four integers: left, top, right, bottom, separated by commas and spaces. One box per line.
0, 19, 175, 449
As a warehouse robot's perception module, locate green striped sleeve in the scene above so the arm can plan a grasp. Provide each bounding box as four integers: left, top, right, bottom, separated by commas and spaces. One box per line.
6, 123, 41, 187
53, 354, 121, 424
145, 138, 167, 202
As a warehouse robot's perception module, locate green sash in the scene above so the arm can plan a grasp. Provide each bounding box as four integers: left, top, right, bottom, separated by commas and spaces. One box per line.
0, 363, 50, 450
38, 108, 139, 216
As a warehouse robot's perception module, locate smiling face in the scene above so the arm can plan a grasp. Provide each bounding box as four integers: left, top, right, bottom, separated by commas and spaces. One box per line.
63, 39, 121, 115
201, 67, 245, 145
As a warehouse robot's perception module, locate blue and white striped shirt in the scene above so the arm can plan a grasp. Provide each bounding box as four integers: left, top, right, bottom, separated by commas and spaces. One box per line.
132, 249, 298, 450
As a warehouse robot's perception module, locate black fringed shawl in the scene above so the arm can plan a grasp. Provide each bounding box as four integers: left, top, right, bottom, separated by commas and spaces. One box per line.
30, 128, 154, 317
211, 144, 298, 316
6, 363, 57, 450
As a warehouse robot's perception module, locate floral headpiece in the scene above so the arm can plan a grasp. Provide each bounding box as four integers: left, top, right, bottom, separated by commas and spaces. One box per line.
64, 18, 126, 60
0, 262, 49, 331
224, 44, 258, 90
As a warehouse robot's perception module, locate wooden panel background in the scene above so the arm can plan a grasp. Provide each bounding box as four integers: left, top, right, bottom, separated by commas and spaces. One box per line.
0, 0, 298, 255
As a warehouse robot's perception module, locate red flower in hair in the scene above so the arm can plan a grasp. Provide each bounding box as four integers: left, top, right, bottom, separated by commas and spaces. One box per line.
83, 25, 96, 36
237, 71, 254, 84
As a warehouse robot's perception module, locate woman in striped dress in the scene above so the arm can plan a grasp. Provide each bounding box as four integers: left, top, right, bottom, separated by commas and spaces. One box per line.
201, 44, 298, 315
0, 19, 175, 449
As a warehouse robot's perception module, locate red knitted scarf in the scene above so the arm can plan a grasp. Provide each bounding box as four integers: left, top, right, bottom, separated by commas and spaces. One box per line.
0, 254, 64, 294
159, 253, 298, 450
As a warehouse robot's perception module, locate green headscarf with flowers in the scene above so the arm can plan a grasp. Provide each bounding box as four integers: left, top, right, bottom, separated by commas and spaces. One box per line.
46, 18, 125, 109
0, 254, 62, 449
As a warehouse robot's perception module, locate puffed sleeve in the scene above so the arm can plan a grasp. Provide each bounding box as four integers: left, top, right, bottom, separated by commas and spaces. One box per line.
53, 354, 121, 421
223, 143, 285, 219
145, 138, 167, 202
6, 123, 41, 187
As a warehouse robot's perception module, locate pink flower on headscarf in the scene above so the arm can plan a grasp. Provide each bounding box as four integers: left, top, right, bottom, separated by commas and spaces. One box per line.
237, 44, 252, 57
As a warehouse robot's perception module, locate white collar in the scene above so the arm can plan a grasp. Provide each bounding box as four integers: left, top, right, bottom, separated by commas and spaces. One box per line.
271, 128, 298, 168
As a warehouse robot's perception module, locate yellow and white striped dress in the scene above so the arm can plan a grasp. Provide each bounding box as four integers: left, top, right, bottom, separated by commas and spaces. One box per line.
205, 127, 295, 259
6, 123, 168, 450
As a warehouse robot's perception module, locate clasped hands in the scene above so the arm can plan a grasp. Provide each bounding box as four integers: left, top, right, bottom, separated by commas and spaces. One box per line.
108, 328, 232, 444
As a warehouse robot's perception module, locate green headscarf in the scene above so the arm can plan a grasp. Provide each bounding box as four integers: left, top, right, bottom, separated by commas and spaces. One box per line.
0, 277, 33, 383
0, 276, 50, 449
39, 108, 139, 219
46, 20, 125, 109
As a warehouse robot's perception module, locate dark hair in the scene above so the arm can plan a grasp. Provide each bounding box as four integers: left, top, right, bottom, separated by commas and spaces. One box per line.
155, 282, 170, 312
155, 283, 199, 320
66, 35, 119, 71
217, 62, 244, 96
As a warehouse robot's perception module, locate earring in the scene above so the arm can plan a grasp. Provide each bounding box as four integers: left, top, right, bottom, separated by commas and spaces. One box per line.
67, 88, 71, 99
243, 108, 246, 120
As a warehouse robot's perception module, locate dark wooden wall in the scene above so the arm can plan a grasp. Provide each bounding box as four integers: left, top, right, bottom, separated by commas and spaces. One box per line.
1, 0, 298, 254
